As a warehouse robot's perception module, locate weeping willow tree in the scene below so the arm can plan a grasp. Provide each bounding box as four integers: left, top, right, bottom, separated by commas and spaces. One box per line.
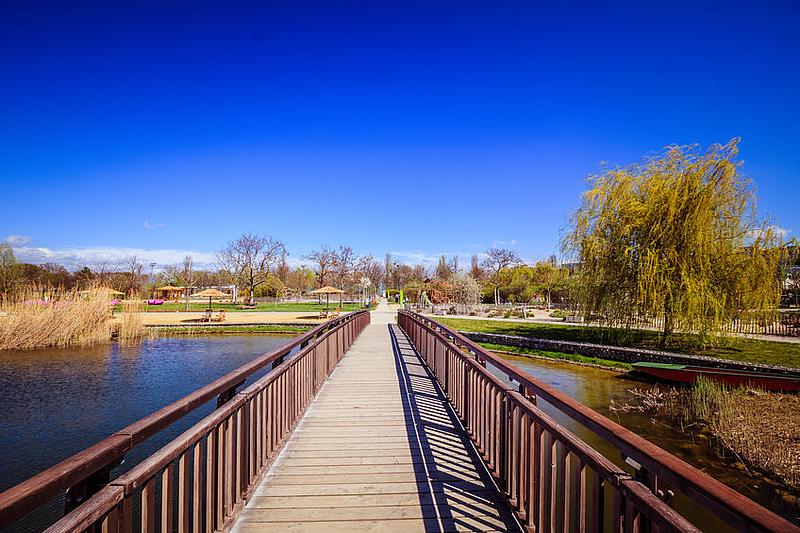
563, 139, 785, 348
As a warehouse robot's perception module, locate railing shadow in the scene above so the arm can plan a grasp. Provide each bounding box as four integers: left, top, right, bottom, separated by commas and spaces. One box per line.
388, 324, 520, 533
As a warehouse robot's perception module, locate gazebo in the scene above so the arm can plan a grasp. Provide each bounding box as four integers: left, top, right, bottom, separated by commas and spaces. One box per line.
310, 286, 345, 316
156, 285, 184, 301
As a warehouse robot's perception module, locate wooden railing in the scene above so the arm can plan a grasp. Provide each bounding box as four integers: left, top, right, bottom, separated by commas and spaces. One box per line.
0, 310, 370, 532
398, 310, 798, 533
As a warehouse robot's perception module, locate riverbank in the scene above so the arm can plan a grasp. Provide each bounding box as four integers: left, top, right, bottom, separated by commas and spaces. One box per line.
437, 317, 800, 369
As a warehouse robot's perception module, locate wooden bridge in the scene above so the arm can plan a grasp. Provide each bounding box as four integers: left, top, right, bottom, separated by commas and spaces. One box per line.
0, 303, 797, 532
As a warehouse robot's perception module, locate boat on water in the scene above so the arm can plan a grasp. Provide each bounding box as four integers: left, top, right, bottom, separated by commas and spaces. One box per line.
632, 361, 800, 392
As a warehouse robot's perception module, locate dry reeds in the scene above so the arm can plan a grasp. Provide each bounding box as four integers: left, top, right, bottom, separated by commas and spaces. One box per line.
115, 299, 150, 345
613, 378, 800, 489
0, 286, 147, 350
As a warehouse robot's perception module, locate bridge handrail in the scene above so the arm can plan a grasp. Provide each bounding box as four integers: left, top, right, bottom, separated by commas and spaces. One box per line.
398, 310, 798, 532
0, 309, 370, 530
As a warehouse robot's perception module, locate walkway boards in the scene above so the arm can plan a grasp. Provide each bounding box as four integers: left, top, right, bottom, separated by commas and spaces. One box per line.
232, 308, 520, 532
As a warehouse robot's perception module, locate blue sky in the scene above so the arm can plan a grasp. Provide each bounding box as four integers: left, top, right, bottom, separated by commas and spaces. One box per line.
2, 1, 799, 269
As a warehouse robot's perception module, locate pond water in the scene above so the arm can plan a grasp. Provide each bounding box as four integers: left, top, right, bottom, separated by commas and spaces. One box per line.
493, 353, 799, 528
0, 334, 295, 533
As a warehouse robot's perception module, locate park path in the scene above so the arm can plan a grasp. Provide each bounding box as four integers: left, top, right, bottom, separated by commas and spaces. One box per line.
231, 302, 519, 532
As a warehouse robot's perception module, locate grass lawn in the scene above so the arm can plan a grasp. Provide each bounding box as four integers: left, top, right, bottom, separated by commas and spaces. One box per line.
139, 301, 369, 313
437, 317, 800, 369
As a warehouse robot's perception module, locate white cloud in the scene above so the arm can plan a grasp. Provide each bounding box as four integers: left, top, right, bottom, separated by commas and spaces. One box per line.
10, 244, 216, 270
772, 225, 792, 238
491, 239, 518, 248
144, 220, 167, 230
4, 234, 32, 246
746, 225, 792, 242
389, 250, 481, 267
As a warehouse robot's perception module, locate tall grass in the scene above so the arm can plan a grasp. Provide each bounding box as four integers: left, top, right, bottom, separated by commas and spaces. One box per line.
613, 378, 799, 489
116, 299, 149, 346
0, 286, 147, 350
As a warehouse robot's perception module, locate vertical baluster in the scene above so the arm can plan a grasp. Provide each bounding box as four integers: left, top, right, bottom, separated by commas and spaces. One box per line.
539, 432, 553, 533
589, 469, 604, 532
100, 506, 119, 533
624, 498, 639, 533
566, 457, 584, 533
215, 423, 225, 530
205, 431, 216, 533
510, 403, 520, 510
578, 460, 587, 533
248, 397, 256, 484
236, 405, 245, 501
193, 441, 204, 533
612, 487, 624, 533
178, 451, 189, 533
119, 494, 133, 533
518, 411, 529, 524
225, 414, 234, 516
141, 477, 156, 533
554, 441, 566, 532
529, 421, 541, 531
268, 381, 275, 462
161, 463, 174, 533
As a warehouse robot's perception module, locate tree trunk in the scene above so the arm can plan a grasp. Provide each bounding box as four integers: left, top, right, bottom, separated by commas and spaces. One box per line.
249, 287, 255, 305
660, 296, 673, 349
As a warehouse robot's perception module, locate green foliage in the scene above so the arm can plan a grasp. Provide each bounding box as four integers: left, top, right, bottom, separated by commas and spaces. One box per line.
253, 274, 286, 298
486, 262, 573, 305
564, 139, 785, 347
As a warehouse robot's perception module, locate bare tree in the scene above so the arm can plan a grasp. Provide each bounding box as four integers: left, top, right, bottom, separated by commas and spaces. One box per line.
179, 255, 202, 311
304, 245, 336, 288
0, 244, 20, 295
217, 234, 285, 304
470, 254, 484, 280
483, 248, 521, 305
384, 253, 392, 290
435, 255, 453, 280
356, 254, 384, 293
123, 256, 144, 296
276, 250, 290, 285
332, 245, 356, 291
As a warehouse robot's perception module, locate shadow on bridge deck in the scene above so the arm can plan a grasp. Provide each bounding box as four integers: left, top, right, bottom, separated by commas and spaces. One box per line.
388, 324, 521, 532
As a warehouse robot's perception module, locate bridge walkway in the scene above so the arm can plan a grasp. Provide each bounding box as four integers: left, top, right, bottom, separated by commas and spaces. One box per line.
231, 304, 520, 532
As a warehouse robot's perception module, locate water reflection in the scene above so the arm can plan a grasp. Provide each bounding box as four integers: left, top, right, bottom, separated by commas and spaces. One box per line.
493, 353, 799, 527
0, 334, 295, 532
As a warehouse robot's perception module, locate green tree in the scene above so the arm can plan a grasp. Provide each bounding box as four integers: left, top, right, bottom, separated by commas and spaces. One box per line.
564, 139, 784, 347
254, 274, 286, 298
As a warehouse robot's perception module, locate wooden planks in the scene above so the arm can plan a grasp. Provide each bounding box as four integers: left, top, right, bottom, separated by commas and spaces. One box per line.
232, 307, 520, 533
